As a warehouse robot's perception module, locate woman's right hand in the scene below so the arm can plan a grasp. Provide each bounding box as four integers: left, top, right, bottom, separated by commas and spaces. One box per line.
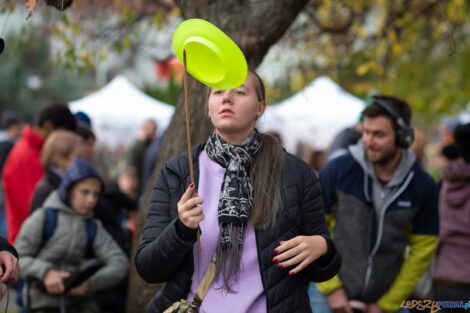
178, 183, 204, 229
43, 269, 70, 295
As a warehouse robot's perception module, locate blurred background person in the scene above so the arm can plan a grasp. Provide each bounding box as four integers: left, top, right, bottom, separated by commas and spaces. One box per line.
92, 166, 138, 313
0, 111, 23, 238
74, 112, 137, 313
309, 150, 327, 174
0, 111, 23, 171
75, 111, 113, 186
126, 119, 157, 194
327, 121, 362, 161
436, 143, 460, 191
76, 124, 96, 163
15, 158, 129, 313
74, 111, 92, 129
315, 95, 438, 313
29, 130, 82, 212
2, 103, 76, 244
303, 147, 327, 175
141, 130, 165, 195
438, 117, 460, 147
409, 128, 427, 166
433, 123, 470, 311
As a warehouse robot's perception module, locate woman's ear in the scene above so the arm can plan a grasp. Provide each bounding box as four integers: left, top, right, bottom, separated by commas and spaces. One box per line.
257, 101, 266, 118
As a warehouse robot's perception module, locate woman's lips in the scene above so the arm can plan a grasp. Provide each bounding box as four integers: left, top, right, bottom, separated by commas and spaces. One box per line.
220, 108, 234, 116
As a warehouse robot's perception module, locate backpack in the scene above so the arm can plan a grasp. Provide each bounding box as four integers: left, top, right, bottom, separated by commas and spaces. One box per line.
41, 207, 97, 257
16, 207, 97, 311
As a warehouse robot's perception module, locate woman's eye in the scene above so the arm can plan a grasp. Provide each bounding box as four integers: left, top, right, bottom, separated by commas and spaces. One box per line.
213, 90, 223, 95
235, 90, 245, 95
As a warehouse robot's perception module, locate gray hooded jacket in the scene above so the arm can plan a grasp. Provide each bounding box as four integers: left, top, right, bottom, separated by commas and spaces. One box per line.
15, 191, 129, 310
349, 140, 416, 219
318, 138, 439, 308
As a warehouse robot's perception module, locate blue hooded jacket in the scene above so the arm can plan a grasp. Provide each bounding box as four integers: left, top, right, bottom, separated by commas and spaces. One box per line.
58, 157, 104, 205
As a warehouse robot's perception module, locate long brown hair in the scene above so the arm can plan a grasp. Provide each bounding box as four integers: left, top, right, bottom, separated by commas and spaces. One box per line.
244, 69, 285, 229
250, 133, 285, 229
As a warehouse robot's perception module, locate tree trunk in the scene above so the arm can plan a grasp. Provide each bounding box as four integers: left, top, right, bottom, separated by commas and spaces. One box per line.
126, 1, 309, 312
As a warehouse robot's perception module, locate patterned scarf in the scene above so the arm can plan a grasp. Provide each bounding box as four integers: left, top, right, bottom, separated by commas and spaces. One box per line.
204, 129, 261, 291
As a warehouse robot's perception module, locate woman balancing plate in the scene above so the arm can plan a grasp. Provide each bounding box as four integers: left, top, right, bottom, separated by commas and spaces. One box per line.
137, 18, 340, 313
172, 19, 248, 252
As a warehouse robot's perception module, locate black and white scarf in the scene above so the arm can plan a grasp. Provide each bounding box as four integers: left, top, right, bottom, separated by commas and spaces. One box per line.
204, 129, 261, 290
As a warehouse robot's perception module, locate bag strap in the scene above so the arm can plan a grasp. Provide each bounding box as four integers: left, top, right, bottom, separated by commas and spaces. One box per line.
85, 219, 97, 258
190, 255, 216, 309
37, 207, 58, 253
43, 207, 58, 242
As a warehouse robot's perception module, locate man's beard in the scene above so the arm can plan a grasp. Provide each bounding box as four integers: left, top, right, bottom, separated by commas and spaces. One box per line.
369, 146, 400, 165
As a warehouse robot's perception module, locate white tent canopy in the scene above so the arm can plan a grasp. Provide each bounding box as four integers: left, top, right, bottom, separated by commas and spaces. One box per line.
259, 76, 365, 152
70, 75, 175, 148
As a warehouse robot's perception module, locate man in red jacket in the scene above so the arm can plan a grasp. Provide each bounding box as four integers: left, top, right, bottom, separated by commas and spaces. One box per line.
2, 103, 76, 244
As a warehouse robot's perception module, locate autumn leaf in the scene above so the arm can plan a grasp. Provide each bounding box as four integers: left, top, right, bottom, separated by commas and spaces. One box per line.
25, 0, 37, 19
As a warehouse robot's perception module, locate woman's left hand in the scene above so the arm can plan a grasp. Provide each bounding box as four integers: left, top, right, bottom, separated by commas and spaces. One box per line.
273, 235, 327, 275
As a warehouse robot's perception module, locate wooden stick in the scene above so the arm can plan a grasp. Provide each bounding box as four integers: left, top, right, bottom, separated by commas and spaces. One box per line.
183, 50, 201, 253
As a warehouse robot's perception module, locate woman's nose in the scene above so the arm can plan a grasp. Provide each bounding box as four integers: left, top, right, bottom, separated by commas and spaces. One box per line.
222, 91, 233, 103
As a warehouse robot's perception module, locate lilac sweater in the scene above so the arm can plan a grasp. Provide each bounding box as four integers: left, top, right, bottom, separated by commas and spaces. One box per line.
186, 151, 267, 313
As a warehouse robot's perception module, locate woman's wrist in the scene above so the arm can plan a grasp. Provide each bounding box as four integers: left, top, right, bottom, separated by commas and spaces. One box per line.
314, 235, 334, 267
176, 218, 198, 240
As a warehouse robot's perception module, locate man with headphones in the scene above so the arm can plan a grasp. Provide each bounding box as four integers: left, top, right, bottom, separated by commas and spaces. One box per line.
312, 96, 439, 313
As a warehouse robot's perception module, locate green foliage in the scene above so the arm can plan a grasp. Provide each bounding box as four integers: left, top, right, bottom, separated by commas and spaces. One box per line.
5, 0, 468, 130
265, 0, 470, 129
143, 76, 180, 106
0, 28, 94, 122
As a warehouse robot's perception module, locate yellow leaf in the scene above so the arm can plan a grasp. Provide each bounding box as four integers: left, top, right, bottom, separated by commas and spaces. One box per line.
79, 51, 87, 60
358, 26, 367, 38
356, 63, 370, 76
392, 43, 402, 54
170, 7, 181, 16
25, 0, 37, 13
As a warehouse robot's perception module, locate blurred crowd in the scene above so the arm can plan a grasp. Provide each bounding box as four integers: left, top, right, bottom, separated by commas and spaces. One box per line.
0, 103, 164, 313
0, 95, 468, 313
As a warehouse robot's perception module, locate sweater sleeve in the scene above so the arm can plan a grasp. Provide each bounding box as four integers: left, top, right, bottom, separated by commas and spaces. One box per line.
0, 236, 18, 259
135, 166, 195, 284
298, 162, 341, 282
15, 210, 54, 281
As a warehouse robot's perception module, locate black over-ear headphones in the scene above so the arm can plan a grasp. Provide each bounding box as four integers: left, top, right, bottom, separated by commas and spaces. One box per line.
372, 98, 415, 148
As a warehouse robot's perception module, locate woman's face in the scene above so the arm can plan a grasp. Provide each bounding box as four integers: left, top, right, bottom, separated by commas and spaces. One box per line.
69, 177, 102, 215
208, 73, 265, 142
55, 146, 80, 173
80, 137, 95, 162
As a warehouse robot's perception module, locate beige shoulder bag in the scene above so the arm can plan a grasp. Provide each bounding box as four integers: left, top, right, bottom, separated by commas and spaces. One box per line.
164, 256, 216, 313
